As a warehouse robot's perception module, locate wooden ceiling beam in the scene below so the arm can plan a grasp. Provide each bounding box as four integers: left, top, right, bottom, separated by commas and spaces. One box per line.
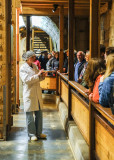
20, 7, 89, 17
20, 0, 109, 4
21, 3, 90, 8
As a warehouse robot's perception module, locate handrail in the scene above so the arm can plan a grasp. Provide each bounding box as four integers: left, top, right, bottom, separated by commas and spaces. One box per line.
92, 102, 114, 126
57, 72, 69, 82
68, 81, 89, 99
58, 72, 114, 127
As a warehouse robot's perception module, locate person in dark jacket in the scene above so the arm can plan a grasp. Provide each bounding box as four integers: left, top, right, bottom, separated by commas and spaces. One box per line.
74, 51, 86, 82
99, 54, 114, 107
38, 50, 48, 70
63, 49, 69, 73
52, 52, 59, 70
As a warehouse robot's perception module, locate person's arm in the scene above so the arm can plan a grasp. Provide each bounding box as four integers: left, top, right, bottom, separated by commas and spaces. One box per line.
92, 76, 100, 103
99, 79, 111, 107
37, 61, 41, 70
20, 68, 44, 85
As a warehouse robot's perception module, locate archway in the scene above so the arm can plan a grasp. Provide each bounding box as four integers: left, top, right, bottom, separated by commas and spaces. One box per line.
19, 16, 60, 51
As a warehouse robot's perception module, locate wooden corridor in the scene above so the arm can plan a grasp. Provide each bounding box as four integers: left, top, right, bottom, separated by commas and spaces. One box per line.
0, 94, 75, 160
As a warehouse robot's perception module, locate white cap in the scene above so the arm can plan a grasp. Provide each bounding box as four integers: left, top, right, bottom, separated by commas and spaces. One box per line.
22, 50, 36, 61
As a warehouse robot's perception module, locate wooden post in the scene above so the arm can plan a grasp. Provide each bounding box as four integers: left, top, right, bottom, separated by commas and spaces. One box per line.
89, 0, 100, 158
26, 16, 30, 51
16, 8, 20, 107
32, 28, 34, 50
68, 0, 74, 120
56, 73, 59, 95
90, 0, 100, 58
59, 5, 64, 73
89, 102, 95, 160
11, 0, 17, 114
6, 0, 12, 129
68, 0, 74, 80
49, 37, 52, 52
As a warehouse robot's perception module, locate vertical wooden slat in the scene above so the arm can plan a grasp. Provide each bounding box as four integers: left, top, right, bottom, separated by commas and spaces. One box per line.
56, 73, 59, 95
32, 28, 34, 50
90, 0, 100, 58
11, 0, 17, 114
3, 85, 6, 140
68, 0, 74, 80
89, 0, 100, 157
59, 5, 64, 73
26, 16, 30, 51
68, 0, 74, 120
6, 0, 12, 130
89, 103, 95, 160
49, 37, 52, 52
16, 8, 20, 107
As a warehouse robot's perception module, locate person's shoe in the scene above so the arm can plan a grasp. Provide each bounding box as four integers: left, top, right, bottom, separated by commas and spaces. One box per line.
31, 136, 38, 141
38, 133, 47, 139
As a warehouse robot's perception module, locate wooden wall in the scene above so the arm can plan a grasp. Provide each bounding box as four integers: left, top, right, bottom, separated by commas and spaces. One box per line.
0, 0, 12, 140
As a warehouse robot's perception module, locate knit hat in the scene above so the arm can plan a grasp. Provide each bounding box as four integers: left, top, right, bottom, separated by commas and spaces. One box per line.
22, 50, 36, 61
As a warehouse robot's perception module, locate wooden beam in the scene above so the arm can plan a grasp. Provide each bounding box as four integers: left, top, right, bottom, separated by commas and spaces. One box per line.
68, 0, 74, 121
59, 5, 64, 73
90, 0, 100, 58
32, 28, 34, 50
89, 0, 100, 157
20, 0, 109, 4
68, 0, 74, 80
20, 7, 89, 16
16, 8, 20, 107
100, 2, 108, 14
21, 3, 90, 8
26, 16, 30, 51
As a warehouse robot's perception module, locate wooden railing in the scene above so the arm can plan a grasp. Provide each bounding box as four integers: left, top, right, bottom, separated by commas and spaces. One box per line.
57, 72, 114, 160
40, 71, 56, 90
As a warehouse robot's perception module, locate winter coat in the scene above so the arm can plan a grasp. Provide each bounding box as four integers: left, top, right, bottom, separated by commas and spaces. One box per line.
99, 72, 114, 107
20, 62, 44, 112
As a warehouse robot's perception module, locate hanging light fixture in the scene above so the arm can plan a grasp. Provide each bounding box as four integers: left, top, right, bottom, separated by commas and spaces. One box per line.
52, 4, 58, 13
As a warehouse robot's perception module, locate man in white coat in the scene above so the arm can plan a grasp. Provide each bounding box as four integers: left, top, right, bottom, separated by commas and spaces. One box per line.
20, 50, 47, 141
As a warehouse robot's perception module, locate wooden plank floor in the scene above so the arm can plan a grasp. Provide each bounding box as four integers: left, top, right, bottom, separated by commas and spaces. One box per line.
0, 94, 75, 160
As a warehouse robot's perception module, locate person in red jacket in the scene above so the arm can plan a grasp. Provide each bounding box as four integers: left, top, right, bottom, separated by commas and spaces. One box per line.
84, 58, 106, 103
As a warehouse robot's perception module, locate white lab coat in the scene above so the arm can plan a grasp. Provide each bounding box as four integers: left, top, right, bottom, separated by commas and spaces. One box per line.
20, 62, 44, 112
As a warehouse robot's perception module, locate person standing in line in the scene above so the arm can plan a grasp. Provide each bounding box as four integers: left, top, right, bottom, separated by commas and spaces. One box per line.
38, 50, 48, 70
20, 51, 47, 141
74, 51, 86, 82
33, 55, 41, 70
99, 54, 114, 107
46, 50, 56, 70
46, 53, 52, 70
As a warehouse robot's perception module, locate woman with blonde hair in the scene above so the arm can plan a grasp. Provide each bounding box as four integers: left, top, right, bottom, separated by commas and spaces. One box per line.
99, 54, 114, 107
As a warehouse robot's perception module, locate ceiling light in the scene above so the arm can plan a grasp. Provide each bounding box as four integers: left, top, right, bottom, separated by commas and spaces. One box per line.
52, 4, 58, 13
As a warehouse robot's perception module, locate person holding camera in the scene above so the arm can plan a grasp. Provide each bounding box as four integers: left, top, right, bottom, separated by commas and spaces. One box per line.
20, 50, 47, 141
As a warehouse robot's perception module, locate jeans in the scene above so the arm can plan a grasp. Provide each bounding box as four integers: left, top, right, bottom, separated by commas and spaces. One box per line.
26, 110, 42, 137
